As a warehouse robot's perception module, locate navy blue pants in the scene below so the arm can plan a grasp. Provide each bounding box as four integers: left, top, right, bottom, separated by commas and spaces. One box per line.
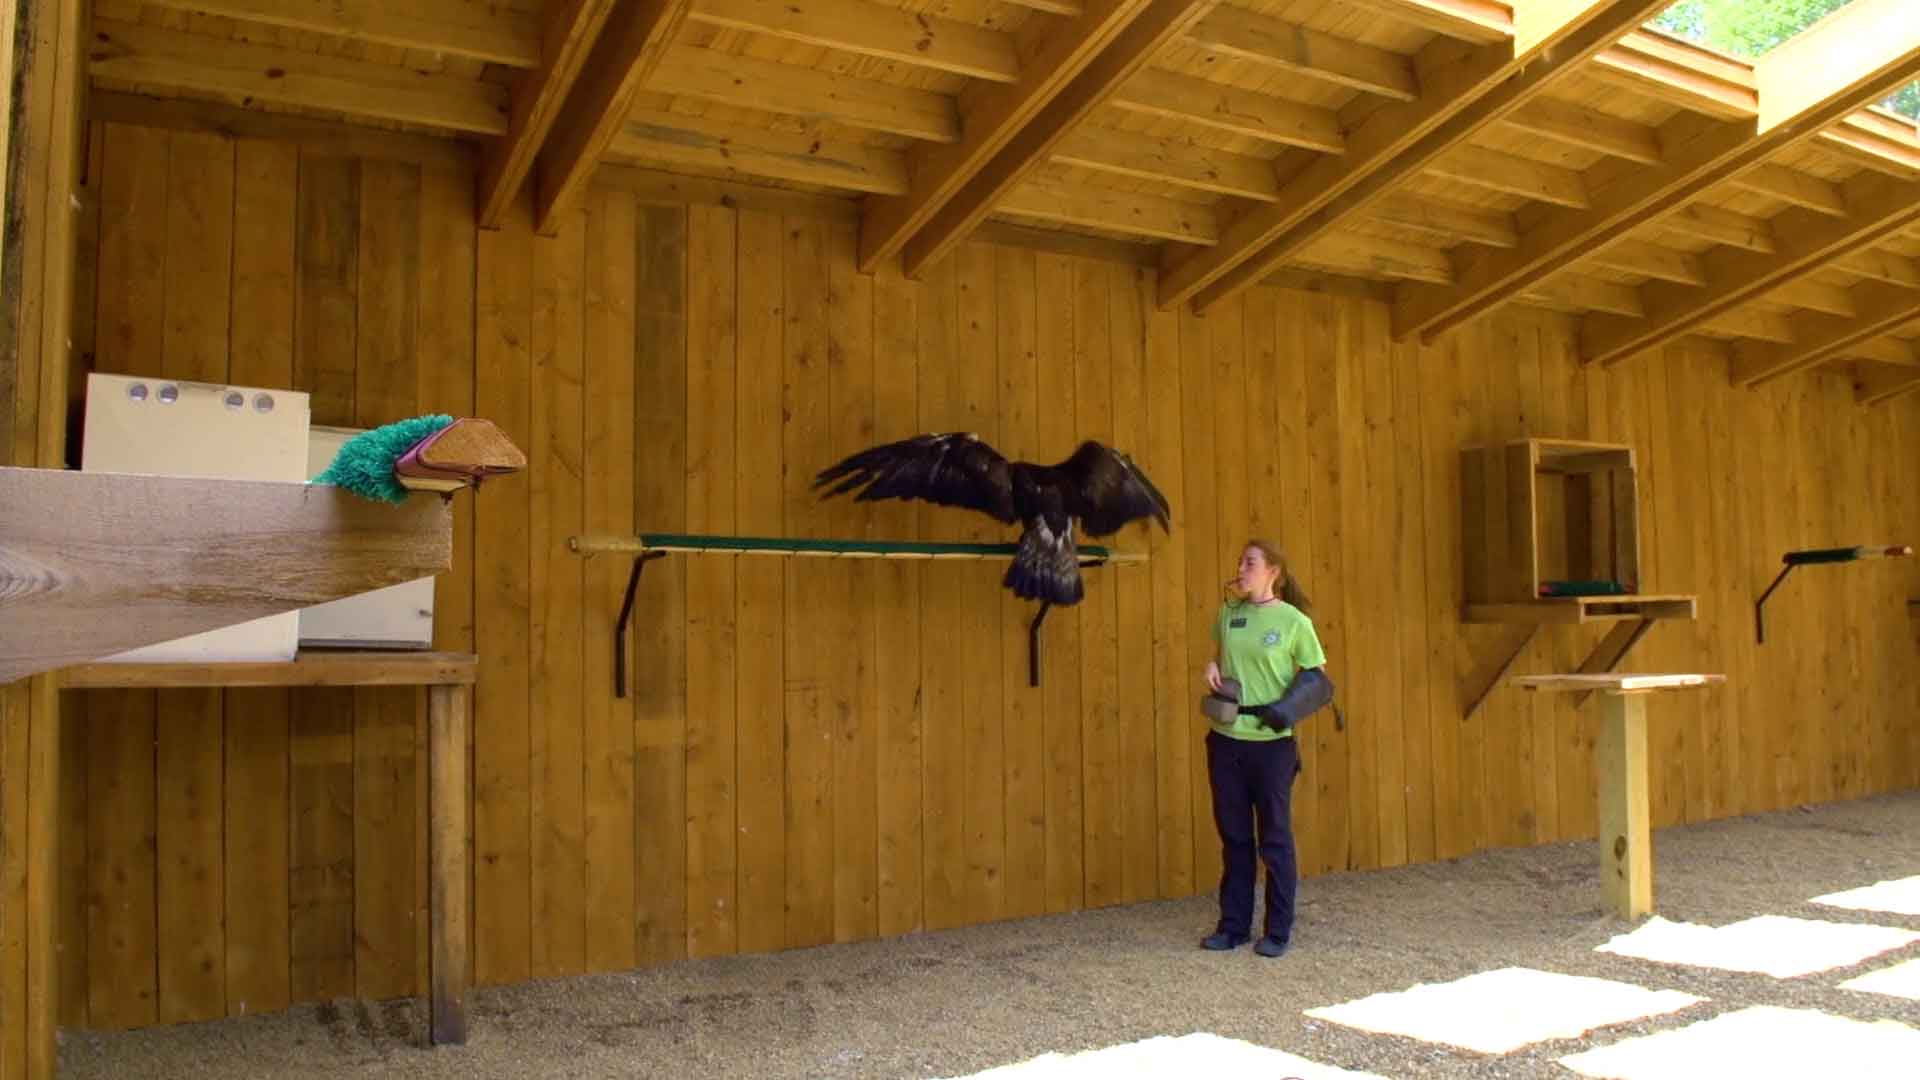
1206, 730, 1301, 942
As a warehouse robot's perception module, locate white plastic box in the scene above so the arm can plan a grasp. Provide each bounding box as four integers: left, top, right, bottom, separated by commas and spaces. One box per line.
296, 425, 436, 649
79, 373, 311, 663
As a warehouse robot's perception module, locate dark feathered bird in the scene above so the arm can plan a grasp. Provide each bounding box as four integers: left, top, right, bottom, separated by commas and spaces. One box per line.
814, 433, 1171, 605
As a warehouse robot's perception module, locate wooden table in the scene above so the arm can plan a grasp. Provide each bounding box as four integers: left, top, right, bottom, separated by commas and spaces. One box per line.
58, 651, 474, 1047
1511, 673, 1727, 919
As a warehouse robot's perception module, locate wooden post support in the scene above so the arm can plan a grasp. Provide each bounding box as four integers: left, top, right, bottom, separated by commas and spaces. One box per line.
1510, 672, 1724, 919
1596, 690, 1651, 919
428, 683, 470, 1046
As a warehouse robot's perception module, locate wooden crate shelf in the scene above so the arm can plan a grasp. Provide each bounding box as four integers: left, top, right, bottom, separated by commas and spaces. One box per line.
1460, 437, 1697, 719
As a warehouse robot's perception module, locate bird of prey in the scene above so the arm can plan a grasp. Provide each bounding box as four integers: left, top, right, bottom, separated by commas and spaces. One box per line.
814, 433, 1171, 606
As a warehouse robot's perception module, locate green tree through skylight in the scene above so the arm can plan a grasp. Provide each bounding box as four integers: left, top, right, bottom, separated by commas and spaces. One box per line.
1649, 0, 1920, 120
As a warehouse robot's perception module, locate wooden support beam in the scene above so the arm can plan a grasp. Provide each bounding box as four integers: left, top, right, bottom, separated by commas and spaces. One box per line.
0, 470, 455, 684
1582, 171, 1920, 367
1837, 331, 1920, 367
1570, 617, 1654, 707
1731, 163, 1847, 216
1396, 0, 1920, 346
997, 177, 1218, 244
1463, 625, 1538, 721
529, 0, 695, 235
1588, 30, 1758, 119
87, 17, 510, 134
1659, 202, 1775, 253
1160, 0, 1674, 314
1731, 280, 1920, 387
1184, 6, 1419, 100
687, 0, 1020, 82
881, 0, 1220, 277
137, 0, 542, 68
1830, 248, 1920, 289
1522, 273, 1644, 318
476, 0, 622, 227
1299, 232, 1455, 284
1816, 112, 1920, 178
1426, 145, 1590, 207
1107, 68, 1345, 153
1589, 239, 1706, 286
608, 112, 908, 193
650, 46, 960, 143
1052, 125, 1281, 200
1372, 194, 1517, 247
1506, 96, 1663, 164
1855, 360, 1920, 405
1334, 0, 1514, 43
89, 91, 478, 170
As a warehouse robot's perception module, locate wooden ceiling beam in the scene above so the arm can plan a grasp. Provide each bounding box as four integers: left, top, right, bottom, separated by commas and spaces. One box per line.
997, 177, 1218, 245
1425, 145, 1589, 207
1332, 0, 1515, 44
686, 0, 1019, 82
1730, 163, 1846, 216
1052, 125, 1282, 200
649, 46, 961, 143
1699, 309, 1796, 344
1107, 68, 1345, 153
883, 0, 1220, 277
1159, 0, 1675, 315
1587, 239, 1705, 286
1184, 6, 1419, 100
526, 0, 693, 235
608, 111, 908, 193
1854, 362, 1920, 405
86, 17, 511, 133
1587, 30, 1757, 119
1521, 272, 1643, 318
1581, 170, 1920, 366
1657, 202, 1775, 253
1297, 232, 1455, 284
137, 0, 542, 67
1731, 280, 1920, 387
1505, 96, 1663, 163
1395, 0, 1920, 347
1371, 193, 1518, 247
1831, 248, 1920, 288
1766, 278, 1859, 319
1837, 330, 1920, 367
477, 0, 624, 228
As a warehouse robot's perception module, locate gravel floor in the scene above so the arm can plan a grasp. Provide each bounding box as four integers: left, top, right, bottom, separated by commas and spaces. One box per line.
62, 789, 1920, 1079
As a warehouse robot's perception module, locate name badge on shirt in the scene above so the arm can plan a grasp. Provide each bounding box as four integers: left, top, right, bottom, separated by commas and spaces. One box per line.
1228, 617, 1247, 628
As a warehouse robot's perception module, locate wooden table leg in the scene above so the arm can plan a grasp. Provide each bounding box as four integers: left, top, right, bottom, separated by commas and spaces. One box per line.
1596, 690, 1652, 918
428, 684, 470, 1045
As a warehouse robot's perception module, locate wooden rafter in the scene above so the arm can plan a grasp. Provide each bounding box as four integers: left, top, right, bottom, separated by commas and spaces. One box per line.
1106, 68, 1345, 153
477, 0, 623, 228
136, 0, 542, 68
1334, 0, 1515, 43
609, 111, 909, 193
686, 0, 1020, 82
1581, 170, 1920, 367
997, 176, 1219, 244
649, 46, 961, 143
1158, 0, 1676, 315
1052, 125, 1280, 201
877, 0, 1221, 277
528, 0, 696, 234
1184, 6, 1419, 100
87, 17, 510, 133
1729, 280, 1920, 387
1395, 0, 1920, 348
1588, 29, 1757, 118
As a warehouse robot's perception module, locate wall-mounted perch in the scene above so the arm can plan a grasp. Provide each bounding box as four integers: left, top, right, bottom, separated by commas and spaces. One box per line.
1755, 544, 1912, 644
568, 532, 1146, 695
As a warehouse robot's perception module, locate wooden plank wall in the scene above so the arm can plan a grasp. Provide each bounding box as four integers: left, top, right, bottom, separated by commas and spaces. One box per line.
49, 118, 1920, 1032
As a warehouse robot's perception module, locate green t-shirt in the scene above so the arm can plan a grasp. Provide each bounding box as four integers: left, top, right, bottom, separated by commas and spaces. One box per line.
1211, 599, 1328, 741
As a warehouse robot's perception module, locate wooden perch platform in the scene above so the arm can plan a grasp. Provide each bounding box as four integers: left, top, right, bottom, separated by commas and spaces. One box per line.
0, 467, 453, 684
1464, 594, 1697, 624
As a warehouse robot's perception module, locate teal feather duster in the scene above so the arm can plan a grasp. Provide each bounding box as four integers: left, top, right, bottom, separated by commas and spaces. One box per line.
314, 414, 454, 504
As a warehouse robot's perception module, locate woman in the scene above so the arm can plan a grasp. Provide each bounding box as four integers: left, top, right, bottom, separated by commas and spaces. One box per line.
1200, 539, 1332, 958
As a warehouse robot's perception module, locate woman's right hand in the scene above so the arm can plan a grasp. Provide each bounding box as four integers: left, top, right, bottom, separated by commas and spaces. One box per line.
1205, 660, 1223, 694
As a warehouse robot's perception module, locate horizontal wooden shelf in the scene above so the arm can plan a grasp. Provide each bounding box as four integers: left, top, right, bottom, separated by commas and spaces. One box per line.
1512, 672, 1725, 694
1465, 594, 1697, 624
57, 650, 478, 690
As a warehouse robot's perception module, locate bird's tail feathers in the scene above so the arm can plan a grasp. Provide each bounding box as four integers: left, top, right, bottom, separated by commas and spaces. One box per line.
1003, 521, 1084, 606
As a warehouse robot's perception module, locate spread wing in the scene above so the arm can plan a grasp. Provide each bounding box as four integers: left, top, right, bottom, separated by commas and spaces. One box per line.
813, 432, 1018, 524
1055, 440, 1171, 537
